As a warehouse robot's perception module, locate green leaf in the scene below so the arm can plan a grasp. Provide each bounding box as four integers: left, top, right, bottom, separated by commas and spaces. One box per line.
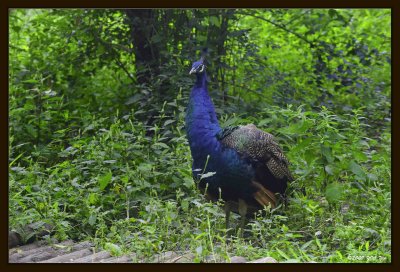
328, 9, 337, 18
98, 172, 112, 190
199, 172, 216, 179
301, 239, 314, 250
103, 160, 116, 164
367, 173, 377, 181
22, 79, 38, 83
197, 34, 207, 42
278, 122, 305, 135
88, 213, 97, 226
105, 243, 122, 256
137, 163, 153, 172
258, 118, 272, 127
88, 193, 98, 204
348, 160, 366, 180
152, 142, 170, 149
324, 165, 334, 175
209, 16, 220, 27
321, 145, 334, 163
325, 183, 344, 203
221, 117, 239, 127
121, 175, 129, 185
304, 149, 317, 165
291, 138, 314, 154
97, 44, 105, 55
163, 119, 175, 126
352, 150, 368, 162
183, 177, 193, 189
181, 199, 189, 212
276, 248, 290, 260
196, 245, 203, 255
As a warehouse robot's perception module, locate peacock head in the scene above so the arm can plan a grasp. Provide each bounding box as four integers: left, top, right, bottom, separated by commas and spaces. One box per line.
189, 57, 206, 75
189, 48, 208, 75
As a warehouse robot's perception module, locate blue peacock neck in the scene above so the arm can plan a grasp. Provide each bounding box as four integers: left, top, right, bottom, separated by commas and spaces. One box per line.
186, 71, 221, 160
194, 70, 208, 89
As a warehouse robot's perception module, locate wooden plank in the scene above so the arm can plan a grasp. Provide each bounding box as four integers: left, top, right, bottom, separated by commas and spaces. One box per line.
73, 251, 112, 263
9, 240, 46, 255
40, 248, 93, 263
167, 252, 195, 263
9, 240, 74, 263
99, 256, 118, 263
230, 256, 247, 263
17, 251, 57, 263
152, 251, 179, 263
248, 257, 278, 263
67, 241, 93, 250
100, 255, 135, 263
204, 253, 226, 263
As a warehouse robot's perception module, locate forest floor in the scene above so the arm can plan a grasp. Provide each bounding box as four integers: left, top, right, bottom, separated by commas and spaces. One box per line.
9, 232, 284, 263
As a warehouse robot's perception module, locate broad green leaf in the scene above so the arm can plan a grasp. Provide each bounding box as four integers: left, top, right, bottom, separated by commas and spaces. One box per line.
209, 16, 220, 27
349, 160, 366, 180
137, 163, 152, 172
325, 183, 344, 203
98, 172, 112, 190
221, 117, 239, 127
352, 150, 368, 162
88, 213, 97, 226
321, 145, 334, 163
196, 245, 203, 255
325, 165, 334, 175
105, 243, 122, 257
367, 173, 377, 181
88, 193, 98, 204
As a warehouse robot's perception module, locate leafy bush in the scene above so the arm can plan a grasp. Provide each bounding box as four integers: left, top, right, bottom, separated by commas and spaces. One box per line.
9, 9, 390, 263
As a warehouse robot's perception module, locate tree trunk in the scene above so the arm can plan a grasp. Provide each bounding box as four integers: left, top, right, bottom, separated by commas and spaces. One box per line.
125, 9, 160, 85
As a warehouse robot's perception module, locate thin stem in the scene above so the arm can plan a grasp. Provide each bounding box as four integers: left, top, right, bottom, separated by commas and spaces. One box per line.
207, 214, 217, 263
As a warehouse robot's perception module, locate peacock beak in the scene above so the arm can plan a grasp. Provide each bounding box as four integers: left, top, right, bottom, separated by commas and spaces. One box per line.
189, 68, 196, 75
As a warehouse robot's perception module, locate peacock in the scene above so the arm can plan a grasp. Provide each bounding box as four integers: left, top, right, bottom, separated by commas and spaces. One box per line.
185, 49, 293, 232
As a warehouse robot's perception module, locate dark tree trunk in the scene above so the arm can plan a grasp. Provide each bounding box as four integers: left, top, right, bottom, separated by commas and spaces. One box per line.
125, 9, 160, 85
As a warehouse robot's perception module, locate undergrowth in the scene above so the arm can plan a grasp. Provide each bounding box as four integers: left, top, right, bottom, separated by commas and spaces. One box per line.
8, 9, 391, 263
9, 104, 391, 263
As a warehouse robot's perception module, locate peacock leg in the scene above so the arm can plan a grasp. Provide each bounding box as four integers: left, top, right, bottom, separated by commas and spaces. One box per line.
224, 202, 234, 242
238, 199, 248, 237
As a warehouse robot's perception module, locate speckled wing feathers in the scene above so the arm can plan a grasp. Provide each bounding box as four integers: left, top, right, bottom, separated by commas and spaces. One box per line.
218, 124, 292, 181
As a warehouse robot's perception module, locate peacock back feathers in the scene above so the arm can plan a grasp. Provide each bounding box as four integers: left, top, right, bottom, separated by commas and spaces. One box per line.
217, 124, 293, 181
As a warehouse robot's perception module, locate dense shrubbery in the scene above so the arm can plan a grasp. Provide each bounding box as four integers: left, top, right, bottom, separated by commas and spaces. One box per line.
9, 9, 390, 262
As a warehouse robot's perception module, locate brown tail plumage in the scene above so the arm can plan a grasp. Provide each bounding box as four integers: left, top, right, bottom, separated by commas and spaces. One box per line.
251, 181, 277, 208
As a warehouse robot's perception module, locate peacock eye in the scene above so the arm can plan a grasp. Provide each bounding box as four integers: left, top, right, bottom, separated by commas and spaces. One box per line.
199, 65, 205, 73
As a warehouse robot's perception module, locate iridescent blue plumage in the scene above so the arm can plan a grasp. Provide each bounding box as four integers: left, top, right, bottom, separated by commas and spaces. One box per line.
186, 59, 254, 202
185, 52, 293, 229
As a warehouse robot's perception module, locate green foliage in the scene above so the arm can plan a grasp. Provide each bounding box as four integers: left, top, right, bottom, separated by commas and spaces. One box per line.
9, 9, 390, 263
